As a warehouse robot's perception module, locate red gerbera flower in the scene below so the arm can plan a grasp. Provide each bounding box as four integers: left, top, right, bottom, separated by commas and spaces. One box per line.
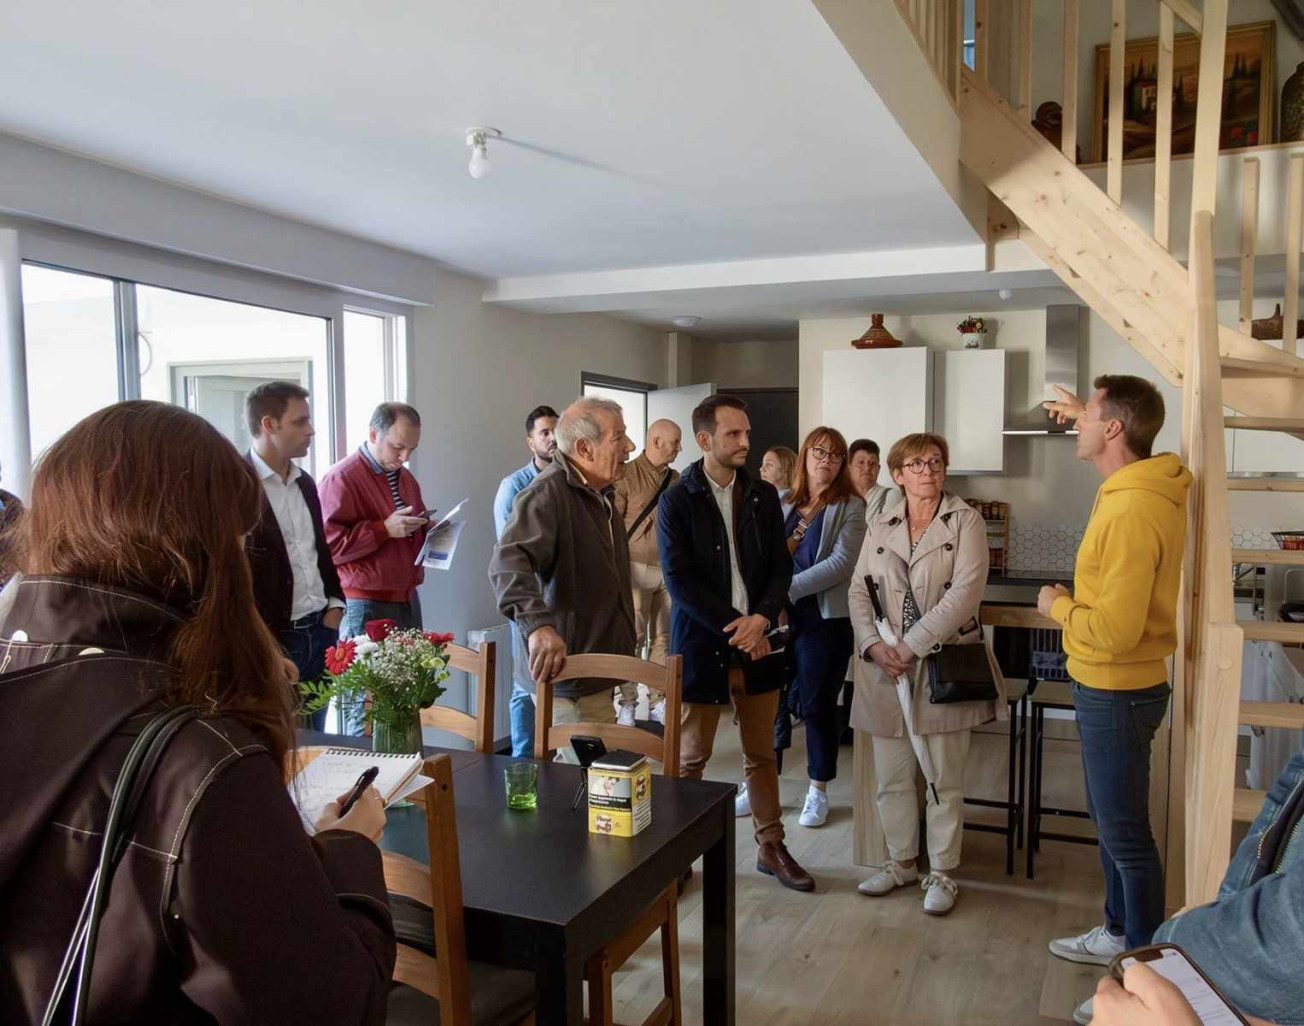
325, 639, 357, 675
424, 631, 456, 646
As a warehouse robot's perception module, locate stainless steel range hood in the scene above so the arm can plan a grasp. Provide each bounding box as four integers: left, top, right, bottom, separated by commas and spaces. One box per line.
1002, 304, 1082, 436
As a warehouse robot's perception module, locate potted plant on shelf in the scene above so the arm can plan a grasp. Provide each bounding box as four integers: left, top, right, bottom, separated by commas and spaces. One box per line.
957, 315, 989, 349
301, 619, 454, 753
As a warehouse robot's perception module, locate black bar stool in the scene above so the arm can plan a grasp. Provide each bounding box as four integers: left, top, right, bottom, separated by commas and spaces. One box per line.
963, 679, 1030, 876
1027, 678, 1097, 879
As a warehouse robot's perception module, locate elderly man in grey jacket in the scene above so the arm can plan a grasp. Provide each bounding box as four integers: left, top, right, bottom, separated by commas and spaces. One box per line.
489, 397, 637, 754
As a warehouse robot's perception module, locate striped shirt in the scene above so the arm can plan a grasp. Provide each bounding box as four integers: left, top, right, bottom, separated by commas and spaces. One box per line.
359, 445, 406, 510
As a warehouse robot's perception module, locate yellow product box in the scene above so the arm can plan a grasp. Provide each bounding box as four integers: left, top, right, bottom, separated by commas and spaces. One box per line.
587, 750, 652, 837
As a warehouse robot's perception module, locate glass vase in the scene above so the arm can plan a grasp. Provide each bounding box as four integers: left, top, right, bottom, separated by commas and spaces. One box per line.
372, 711, 423, 755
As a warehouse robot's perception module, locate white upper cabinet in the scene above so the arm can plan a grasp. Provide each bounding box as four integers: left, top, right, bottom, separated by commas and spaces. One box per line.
934, 349, 1007, 473
822, 348, 932, 455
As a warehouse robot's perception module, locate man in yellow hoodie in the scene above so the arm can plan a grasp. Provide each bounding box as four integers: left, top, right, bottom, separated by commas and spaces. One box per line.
1035, 375, 1191, 1025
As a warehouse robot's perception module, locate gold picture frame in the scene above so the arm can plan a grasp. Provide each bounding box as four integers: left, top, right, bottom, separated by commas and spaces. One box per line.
1092, 20, 1276, 163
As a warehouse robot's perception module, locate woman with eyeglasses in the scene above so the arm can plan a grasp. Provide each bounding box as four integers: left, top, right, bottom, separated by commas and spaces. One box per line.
847, 432, 1002, 916
777, 427, 866, 828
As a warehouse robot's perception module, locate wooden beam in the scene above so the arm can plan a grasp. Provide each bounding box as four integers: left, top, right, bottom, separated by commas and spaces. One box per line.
974, 0, 989, 82
1240, 700, 1304, 730
1234, 788, 1267, 823
1162, 0, 1204, 34
1017, 0, 1032, 117
1232, 547, 1304, 566
1224, 415, 1304, 432
1062, 0, 1079, 164
1287, 154, 1304, 357
1221, 355, 1304, 379
1239, 158, 1261, 332
1155, 5, 1175, 248
1227, 477, 1304, 492
1107, 0, 1125, 203
1188, 0, 1229, 242
1238, 619, 1304, 642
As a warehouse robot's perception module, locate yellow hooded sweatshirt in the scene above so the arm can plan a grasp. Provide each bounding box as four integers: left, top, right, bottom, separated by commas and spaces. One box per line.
1050, 452, 1192, 690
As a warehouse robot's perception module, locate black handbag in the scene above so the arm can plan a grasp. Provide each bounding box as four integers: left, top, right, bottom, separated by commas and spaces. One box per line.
42, 703, 202, 1026
926, 642, 999, 705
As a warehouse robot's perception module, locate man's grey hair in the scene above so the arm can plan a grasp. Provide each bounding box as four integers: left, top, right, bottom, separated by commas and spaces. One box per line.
555, 397, 623, 456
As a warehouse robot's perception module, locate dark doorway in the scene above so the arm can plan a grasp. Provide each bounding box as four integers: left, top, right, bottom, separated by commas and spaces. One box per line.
721, 387, 800, 480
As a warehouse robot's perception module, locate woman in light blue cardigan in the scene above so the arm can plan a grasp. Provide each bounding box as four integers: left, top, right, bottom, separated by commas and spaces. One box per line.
780, 427, 867, 828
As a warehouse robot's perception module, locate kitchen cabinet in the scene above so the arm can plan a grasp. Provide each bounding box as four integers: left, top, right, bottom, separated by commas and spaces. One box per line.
934, 349, 1006, 473
823, 348, 932, 452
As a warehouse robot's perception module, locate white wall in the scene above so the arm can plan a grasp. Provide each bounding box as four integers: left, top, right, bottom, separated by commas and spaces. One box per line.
691, 337, 797, 389
410, 267, 665, 691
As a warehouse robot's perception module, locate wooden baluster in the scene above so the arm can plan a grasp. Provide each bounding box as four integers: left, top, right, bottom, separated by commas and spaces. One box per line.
1239, 157, 1260, 334
1108, 0, 1126, 204
1188, 0, 1229, 245
1017, 0, 1032, 118
974, 0, 989, 83
1155, 3, 1175, 248
1062, 0, 1079, 163
1286, 154, 1304, 357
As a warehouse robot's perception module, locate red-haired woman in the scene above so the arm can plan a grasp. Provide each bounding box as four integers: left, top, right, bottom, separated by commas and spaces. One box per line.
779, 427, 866, 828
0, 401, 395, 1023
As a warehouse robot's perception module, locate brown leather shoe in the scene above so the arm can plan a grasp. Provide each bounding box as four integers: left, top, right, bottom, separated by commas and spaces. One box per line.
757, 841, 815, 892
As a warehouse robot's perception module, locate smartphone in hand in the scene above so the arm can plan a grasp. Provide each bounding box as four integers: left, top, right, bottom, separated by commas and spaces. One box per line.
1109, 945, 1248, 1025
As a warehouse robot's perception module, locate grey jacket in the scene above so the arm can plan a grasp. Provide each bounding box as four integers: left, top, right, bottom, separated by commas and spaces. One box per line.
780, 495, 867, 620
489, 453, 636, 699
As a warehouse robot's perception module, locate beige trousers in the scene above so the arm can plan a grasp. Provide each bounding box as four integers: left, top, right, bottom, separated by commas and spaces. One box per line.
679, 668, 784, 846
619, 561, 670, 707
870, 728, 972, 871
550, 689, 617, 764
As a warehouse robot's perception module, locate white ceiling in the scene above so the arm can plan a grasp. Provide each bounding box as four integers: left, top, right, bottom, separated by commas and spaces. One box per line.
0, 0, 979, 282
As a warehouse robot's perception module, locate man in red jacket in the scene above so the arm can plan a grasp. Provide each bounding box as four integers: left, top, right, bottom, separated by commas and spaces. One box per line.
319, 402, 429, 644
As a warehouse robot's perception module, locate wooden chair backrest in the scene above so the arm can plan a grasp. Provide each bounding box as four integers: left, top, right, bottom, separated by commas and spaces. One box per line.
533, 653, 682, 777
381, 753, 473, 1024
418, 640, 496, 753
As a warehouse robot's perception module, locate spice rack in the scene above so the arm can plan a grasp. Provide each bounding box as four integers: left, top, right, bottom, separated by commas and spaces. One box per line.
969, 499, 1009, 574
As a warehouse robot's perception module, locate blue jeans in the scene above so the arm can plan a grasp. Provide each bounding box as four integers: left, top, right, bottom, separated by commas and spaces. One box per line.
1074, 680, 1171, 949
338, 595, 423, 734
510, 684, 536, 757
278, 610, 339, 731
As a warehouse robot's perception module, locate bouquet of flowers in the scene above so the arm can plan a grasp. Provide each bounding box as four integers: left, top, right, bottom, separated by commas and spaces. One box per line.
301, 619, 455, 752
956, 315, 987, 335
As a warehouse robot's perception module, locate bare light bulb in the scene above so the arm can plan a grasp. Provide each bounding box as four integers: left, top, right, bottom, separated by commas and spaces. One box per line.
468, 144, 491, 179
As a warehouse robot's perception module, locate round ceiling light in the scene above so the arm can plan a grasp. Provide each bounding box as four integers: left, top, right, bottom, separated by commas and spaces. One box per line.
466, 126, 502, 179
672, 316, 702, 328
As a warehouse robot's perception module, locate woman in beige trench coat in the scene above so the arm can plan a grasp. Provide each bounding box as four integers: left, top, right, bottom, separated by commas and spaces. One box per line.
847, 432, 1004, 916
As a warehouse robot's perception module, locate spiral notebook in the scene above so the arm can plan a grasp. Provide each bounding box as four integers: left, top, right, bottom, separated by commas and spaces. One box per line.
290, 748, 430, 833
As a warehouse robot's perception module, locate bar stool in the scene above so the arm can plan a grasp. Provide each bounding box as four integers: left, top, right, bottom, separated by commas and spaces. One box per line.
962, 679, 1030, 876
1026, 679, 1097, 879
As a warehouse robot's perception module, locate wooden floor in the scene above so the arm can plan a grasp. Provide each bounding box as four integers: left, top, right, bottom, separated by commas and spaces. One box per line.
609, 723, 1110, 1025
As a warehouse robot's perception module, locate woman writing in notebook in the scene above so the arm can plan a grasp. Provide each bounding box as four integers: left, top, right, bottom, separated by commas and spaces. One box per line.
0, 401, 396, 1025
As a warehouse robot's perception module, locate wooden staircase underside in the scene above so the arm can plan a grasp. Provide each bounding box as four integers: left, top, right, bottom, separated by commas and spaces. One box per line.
959, 70, 1304, 423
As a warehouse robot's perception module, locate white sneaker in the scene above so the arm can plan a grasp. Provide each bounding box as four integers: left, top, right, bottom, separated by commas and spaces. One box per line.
650, 699, 666, 725
616, 703, 636, 727
1049, 925, 1127, 966
1072, 997, 1093, 1025
734, 783, 751, 818
857, 860, 919, 896
798, 787, 829, 827
920, 872, 958, 916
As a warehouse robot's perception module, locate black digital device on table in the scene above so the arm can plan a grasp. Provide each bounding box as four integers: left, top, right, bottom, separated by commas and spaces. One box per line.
338, 765, 380, 817
569, 736, 608, 811
1108, 945, 1248, 1025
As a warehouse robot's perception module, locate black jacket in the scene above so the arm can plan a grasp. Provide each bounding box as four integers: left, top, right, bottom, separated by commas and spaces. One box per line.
657, 460, 792, 704
244, 454, 344, 633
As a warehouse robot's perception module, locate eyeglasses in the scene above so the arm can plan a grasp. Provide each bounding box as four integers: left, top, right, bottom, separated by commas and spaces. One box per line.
903, 457, 946, 474
810, 445, 846, 465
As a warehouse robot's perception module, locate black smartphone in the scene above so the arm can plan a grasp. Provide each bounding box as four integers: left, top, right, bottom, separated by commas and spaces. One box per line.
416, 509, 438, 521
338, 765, 380, 817
1108, 945, 1248, 1025
569, 735, 607, 769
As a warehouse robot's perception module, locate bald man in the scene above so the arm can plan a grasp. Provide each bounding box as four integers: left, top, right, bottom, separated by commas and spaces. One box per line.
612, 419, 683, 725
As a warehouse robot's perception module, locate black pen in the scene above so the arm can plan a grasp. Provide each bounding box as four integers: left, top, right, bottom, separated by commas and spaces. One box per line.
339, 766, 380, 816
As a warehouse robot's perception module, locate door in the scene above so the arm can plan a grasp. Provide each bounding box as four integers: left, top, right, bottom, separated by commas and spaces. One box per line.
647, 383, 714, 473
171, 358, 313, 459
729, 388, 799, 480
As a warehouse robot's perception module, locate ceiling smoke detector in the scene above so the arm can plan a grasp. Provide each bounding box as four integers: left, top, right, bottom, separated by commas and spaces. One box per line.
672, 316, 702, 329
466, 126, 501, 179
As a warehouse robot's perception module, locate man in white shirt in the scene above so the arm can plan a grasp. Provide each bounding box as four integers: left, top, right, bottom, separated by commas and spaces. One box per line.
243, 381, 345, 729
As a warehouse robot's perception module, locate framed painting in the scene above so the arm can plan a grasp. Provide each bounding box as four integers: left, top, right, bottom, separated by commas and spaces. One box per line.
1092, 20, 1275, 162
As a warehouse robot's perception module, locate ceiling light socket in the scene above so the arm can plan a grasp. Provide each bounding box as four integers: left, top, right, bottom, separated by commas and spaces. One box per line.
672, 316, 702, 329
998, 288, 1013, 301
466, 126, 501, 179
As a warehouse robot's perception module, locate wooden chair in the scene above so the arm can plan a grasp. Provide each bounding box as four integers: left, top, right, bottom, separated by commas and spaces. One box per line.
382, 754, 536, 1026
532, 653, 683, 1026
532, 653, 682, 777
419, 640, 497, 754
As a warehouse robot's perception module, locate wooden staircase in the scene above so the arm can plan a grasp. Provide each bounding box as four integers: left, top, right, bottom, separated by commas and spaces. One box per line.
877, 0, 1304, 907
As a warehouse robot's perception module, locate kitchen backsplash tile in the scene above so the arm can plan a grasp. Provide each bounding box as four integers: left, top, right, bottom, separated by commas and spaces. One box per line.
1006, 519, 1287, 573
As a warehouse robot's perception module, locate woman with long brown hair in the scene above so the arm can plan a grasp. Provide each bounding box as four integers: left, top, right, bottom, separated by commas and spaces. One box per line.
0, 401, 395, 1024
778, 426, 866, 828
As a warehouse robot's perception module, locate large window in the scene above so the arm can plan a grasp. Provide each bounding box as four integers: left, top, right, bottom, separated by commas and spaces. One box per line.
342, 309, 407, 454
580, 373, 653, 459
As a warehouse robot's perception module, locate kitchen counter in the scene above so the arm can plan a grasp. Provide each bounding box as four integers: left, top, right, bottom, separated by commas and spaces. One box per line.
988, 568, 1074, 587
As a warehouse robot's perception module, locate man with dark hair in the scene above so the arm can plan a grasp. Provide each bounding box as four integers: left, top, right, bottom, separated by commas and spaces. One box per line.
847, 437, 898, 520
242, 381, 345, 729
658, 394, 814, 892
492, 403, 559, 755
319, 401, 429, 648
1037, 377, 1192, 1025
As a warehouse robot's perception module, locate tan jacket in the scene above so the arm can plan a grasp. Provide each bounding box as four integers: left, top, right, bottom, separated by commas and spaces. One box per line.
847, 491, 1005, 737
612, 453, 679, 566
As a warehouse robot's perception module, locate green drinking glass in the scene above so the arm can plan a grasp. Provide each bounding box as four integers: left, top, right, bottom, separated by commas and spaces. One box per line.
504, 761, 539, 810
